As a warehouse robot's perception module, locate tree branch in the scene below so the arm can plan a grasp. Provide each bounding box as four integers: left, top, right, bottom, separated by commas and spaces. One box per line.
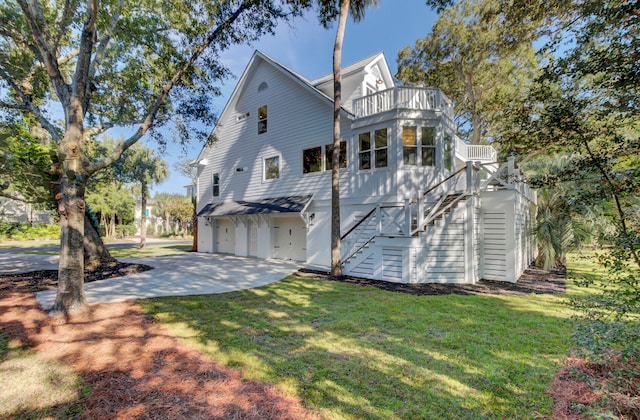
17, 0, 70, 106
86, 0, 255, 175
0, 67, 62, 142
73, 0, 97, 114
84, 1, 122, 115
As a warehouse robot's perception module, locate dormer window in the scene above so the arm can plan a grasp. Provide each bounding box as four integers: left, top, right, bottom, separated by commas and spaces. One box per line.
258, 105, 267, 134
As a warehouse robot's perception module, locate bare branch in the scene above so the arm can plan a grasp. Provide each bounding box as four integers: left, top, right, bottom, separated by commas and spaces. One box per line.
0, 190, 43, 204
0, 66, 62, 141
16, 0, 70, 106
85, 1, 122, 114
0, 100, 29, 110
72, 0, 97, 112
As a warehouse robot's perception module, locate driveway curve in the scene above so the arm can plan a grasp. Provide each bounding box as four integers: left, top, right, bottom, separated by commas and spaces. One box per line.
31, 253, 300, 310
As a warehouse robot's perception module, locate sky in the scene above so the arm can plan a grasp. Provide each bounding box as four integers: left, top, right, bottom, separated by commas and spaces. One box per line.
150, 0, 438, 195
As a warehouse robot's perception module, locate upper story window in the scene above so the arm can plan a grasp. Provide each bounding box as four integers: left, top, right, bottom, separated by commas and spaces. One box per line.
258, 105, 267, 134
325, 141, 347, 170
422, 127, 436, 166
303, 146, 322, 174
402, 126, 417, 165
374, 128, 388, 168
358, 132, 371, 170
403, 126, 437, 167
264, 155, 279, 180
443, 133, 453, 170
212, 173, 220, 196
359, 128, 388, 170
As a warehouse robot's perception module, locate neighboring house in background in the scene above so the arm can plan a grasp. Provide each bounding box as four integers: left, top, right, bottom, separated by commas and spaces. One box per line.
133, 198, 162, 235
0, 198, 51, 224
193, 50, 537, 283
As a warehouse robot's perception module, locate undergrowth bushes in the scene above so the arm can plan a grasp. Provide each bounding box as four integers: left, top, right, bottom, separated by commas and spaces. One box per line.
0, 222, 59, 241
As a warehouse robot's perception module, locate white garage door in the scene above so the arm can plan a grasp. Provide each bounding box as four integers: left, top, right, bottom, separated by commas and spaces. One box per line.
215, 219, 235, 254
273, 217, 306, 261
248, 220, 258, 257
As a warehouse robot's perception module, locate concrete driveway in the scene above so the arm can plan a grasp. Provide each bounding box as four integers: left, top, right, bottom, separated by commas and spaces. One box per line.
0, 249, 299, 310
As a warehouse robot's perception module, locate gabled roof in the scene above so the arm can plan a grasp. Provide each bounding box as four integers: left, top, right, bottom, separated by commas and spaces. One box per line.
195, 50, 348, 162
311, 51, 395, 89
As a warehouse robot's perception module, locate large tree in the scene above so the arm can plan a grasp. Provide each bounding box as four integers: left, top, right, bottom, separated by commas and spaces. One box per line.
396, 0, 555, 144
0, 0, 308, 314
500, 0, 639, 358
314, 0, 376, 278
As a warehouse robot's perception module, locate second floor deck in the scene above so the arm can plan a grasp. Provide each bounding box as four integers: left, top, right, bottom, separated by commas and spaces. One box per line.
352, 86, 454, 120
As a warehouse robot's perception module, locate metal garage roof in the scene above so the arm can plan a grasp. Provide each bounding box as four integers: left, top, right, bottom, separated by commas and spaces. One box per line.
197, 195, 312, 217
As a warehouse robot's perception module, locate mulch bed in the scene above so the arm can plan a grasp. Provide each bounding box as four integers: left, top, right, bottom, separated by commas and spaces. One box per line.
0, 261, 153, 295
297, 266, 566, 296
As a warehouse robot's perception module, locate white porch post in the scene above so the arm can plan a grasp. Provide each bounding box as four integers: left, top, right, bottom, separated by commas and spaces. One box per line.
464, 194, 476, 283
417, 190, 424, 234
404, 198, 411, 236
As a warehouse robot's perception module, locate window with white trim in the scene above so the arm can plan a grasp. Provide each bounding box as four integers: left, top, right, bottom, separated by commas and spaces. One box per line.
402, 126, 417, 165
374, 128, 388, 168
325, 141, 347, 170
443, 133, 453, 170
421, 126, 436, 167
212, 173, 220, 196
264, 155, 279, 180
302, 146, 322, 174
258, 105, 267, 134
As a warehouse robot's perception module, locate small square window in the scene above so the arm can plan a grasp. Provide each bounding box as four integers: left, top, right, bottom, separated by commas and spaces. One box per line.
264, 155, 279, 180
303, 147, 322, 174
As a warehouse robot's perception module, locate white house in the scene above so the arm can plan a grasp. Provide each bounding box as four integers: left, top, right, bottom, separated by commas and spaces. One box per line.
193, 51, 537, 283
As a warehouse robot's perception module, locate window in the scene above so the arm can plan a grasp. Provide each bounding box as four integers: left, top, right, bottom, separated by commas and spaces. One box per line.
264, 156, 279, 180
443, 133, 453, 170
421, 126, 436, 166
258, 105, 267, 134
402, 126, 417, 165
212, 173, 220, 196
359, 132, 371, 170
374, 128, 388, 168
302, 146, 322, 174
359, 128, 388, 170
325, 141, 347, 170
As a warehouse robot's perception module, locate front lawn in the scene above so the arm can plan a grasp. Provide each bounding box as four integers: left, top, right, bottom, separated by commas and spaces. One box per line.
141, 273, 575, 419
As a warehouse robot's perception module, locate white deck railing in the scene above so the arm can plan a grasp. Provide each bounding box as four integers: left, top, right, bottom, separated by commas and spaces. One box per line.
455, 138, 497, 162
353, 86, 454, 119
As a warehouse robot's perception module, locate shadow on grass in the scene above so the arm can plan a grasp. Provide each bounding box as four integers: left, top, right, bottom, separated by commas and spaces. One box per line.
0, 291, 317, 419
141, 275, 574, 419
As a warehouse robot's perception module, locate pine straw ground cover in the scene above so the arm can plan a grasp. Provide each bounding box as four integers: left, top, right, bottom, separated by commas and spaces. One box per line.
0, 257, 637, 418
0, 266, 319, 419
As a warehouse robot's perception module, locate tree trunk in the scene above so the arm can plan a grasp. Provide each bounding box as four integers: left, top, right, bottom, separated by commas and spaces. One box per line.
84, 213, 114, 266
52, 126, 87, 314
330, 0, 350, 278
191, 198, 198, 251
139, 182, 147, 248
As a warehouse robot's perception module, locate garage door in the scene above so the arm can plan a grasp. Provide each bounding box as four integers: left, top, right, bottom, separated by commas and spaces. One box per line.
247, 220, 258, 257
273, 217, 306, 261
215, 219, 235, 254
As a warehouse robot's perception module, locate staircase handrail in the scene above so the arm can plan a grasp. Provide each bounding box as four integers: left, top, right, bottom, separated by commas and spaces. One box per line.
340, 205, 404, 263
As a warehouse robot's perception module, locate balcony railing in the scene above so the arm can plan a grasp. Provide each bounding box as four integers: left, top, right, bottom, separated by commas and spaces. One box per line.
455, 137, 497, 162
353, 86, 454, 119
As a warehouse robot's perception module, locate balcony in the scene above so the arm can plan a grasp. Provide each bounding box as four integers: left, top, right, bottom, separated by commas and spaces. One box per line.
352, 86, 454, 119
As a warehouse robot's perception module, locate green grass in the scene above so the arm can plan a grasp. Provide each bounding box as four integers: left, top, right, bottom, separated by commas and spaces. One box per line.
17, 243, 191, 258
107, 244, 191, 258
0, 239, 60, 249
141, 273, 577, 419
0, 331, 86, 418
